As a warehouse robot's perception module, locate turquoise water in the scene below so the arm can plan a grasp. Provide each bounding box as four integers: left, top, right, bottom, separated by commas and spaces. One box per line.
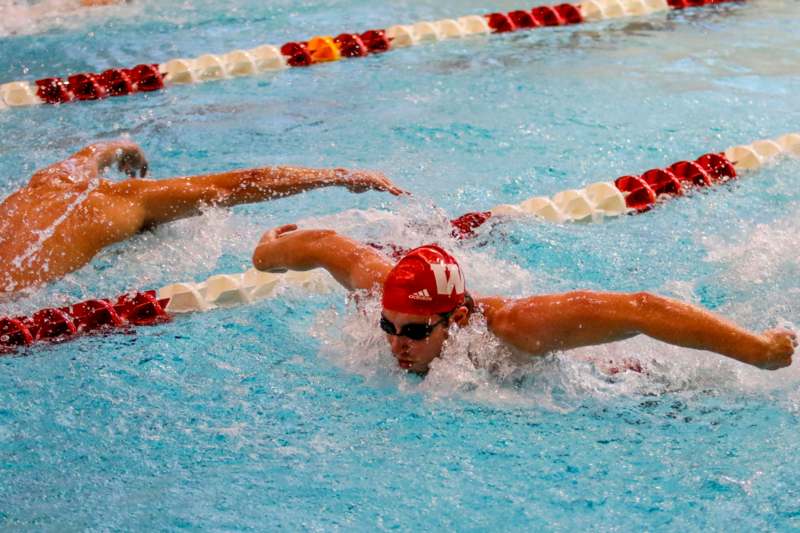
2, 0, 800, 529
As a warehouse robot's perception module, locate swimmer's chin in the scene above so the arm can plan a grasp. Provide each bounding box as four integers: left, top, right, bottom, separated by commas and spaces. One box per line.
397, 360, 429, 376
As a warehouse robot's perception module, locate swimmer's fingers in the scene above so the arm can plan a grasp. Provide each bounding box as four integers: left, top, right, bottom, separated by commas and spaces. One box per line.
371, 174, 408, 196
258, 224, 298, 246
273, 223, 298, 239
774, 327, 797, 349
338, 170, 407, 196
785, 329, 799, 349
117, 148, 148, 178
758, 329, 796, 370
383, 181, 409, 196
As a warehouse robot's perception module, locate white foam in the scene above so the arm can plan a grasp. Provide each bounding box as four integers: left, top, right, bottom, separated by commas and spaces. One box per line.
703, 208, 800, 286
0, 0, 138, 37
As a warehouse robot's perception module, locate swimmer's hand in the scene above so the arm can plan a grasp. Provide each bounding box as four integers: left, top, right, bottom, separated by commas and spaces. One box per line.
753, 329, 797, 370
332, 169, 407, 196
113, 142, 148, 178
253, 224, 335, 273
91, 140, 148, 178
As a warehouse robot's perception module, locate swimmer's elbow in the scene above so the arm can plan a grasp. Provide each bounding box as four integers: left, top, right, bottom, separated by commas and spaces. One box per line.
627, 291, 671, 317
631, 291, 656, 307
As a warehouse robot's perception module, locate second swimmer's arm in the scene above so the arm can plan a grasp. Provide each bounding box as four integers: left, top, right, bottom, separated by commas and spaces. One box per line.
122, 167, 404, 226
189, 166, 405, 206
252, 224, 392, 291
486, 291, 795, 370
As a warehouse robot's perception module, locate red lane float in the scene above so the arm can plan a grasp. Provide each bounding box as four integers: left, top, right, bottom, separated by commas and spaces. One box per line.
100, 68, 134, 96
35, 77, 72, 104
450, 211, 493, 238
668, 0, 730, 8
487, 13, 518, 33
359, 30, 391, 53
532, 5, 565, 26
33, 64, 163, 105
0, 291, 170, 354
334, 34, 369, 57
615, 175, 658, 212
641, 168, 683, 196
280, 42, 313, 67
2, 0, 747, 109
509, 10, 538, 28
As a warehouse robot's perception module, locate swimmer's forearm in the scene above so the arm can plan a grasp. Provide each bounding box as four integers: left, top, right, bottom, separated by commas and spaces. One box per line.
127, 166, 398, 226
627, 293, 769, 366
127, 167, 362, 225
204, 167, 368, 206
493, 291, 768, 366
252, 229, 390, 291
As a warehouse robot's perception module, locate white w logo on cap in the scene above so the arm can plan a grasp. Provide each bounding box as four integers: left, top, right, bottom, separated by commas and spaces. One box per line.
430, 264, 465, 296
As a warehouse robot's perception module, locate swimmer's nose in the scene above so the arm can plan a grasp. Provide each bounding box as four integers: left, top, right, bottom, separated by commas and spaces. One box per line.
387, 334, 408, 355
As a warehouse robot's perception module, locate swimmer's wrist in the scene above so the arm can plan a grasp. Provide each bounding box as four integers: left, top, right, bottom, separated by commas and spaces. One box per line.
731, 335, 771, 368
329, 168, 349, 185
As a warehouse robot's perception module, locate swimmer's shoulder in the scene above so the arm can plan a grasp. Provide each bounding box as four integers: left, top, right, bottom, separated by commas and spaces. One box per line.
473, 295, 509, 324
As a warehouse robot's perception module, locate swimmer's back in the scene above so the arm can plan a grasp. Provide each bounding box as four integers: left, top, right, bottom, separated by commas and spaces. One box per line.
0, 179, 145, 292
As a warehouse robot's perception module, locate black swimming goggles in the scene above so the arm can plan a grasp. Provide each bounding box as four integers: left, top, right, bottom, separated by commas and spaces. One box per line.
379, 311, 453, 341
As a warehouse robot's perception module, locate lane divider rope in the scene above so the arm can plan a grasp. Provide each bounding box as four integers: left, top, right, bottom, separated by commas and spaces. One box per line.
0, 269, 331, 353
0, 0, 741, 110
450, 132, 800, 236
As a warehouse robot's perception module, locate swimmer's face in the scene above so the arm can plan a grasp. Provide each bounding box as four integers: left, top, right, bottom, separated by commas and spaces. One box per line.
380, 308, 457, 374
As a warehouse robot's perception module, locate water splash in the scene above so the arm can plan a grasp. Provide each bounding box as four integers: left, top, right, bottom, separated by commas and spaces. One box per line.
0, 0, 136, 37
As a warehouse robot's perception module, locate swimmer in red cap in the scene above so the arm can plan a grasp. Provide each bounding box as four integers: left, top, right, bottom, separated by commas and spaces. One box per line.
0, 139, 404, 293
253, 225, 797, 373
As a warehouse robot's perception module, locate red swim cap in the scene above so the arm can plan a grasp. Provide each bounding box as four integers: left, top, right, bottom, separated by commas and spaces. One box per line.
382, 244, 466, 315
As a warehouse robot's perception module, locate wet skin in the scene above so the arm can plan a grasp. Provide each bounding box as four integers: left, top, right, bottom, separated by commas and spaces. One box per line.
0, 140, 404, 294
252, 225, 797, 372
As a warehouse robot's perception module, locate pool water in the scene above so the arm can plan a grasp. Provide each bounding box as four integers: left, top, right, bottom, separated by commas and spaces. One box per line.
2, 0, 800, 529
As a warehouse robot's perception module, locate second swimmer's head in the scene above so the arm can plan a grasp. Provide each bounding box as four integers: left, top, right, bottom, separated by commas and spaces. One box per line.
380, 244, 470, 373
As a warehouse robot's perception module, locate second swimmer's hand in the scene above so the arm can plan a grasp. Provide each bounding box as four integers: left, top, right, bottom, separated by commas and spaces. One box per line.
333, 169, 407, 196
253, 224, 297, 273
753, 328, 797, 370
252, 224, 336, 273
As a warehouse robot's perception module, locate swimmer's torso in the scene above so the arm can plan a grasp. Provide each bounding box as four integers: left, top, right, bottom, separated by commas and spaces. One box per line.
0, 179, 145, 292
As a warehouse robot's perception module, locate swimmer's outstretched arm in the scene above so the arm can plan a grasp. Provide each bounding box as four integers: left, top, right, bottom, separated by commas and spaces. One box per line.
115, 166, 405, 226
253, 225, 392, 291
484, 291, 796, 370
